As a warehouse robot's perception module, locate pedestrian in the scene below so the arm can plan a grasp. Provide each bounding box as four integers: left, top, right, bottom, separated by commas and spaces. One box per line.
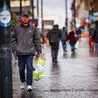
11, 12, 42, 91
77, 25, 84, 38
67, 27, 78, 55
47, 24, 61, 63
61, 27, 68, 55
88, 26, 95, 52
92, 21, 98, 56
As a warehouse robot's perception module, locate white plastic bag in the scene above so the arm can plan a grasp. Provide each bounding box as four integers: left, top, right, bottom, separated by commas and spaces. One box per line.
33, 54, 46, 80
75, 41, 79, 49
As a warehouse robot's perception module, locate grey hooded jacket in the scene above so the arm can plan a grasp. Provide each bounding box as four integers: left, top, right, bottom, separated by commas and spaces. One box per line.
61, 28, 67, 40
11, 24, 42, 56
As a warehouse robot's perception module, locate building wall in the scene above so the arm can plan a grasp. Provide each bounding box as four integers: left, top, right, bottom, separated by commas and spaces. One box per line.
11, 0, 30, 7
93, 1, 98, 12
10, 0, 31, 13
76, 0, 87, 20
71, 0, 98, 26
84, 0, 98, 13
71, 0, 89, 27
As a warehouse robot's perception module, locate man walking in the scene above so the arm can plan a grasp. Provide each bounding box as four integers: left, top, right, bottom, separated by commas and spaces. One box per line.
93, 21, 98, 56
61, 27, 67, 55
11, 13, 42, 91
47, 24, 61, 63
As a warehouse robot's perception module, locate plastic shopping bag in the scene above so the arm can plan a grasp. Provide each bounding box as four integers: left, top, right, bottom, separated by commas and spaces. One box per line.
33, 69, 44, 81
35, 55, 46, 65
75, 41, 79, 49
33, 54, 46, 81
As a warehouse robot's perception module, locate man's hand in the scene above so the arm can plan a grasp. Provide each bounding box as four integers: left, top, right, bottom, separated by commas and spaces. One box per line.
36, 52, 42, 58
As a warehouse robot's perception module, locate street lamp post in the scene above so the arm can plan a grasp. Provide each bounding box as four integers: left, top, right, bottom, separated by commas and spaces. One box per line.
31, 0, 34, 19
65, 0, 68, 33
73, 0, 76, 28
41, 0, 44, 33
0, 0, 12, 98
37, 0, 39, 17
20, 0, 22, 16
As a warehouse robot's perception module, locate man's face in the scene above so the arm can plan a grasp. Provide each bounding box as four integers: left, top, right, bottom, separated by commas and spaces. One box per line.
22, 16, 29, 25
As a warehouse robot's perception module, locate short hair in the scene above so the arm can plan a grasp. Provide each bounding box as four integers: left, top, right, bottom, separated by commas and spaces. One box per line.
62, 27, 66, 29
53, 24, 59, 28
22, 12, 29, 18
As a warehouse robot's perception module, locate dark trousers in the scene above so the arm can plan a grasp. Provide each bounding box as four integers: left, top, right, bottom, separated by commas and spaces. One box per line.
50, 42, 59, 61
18, 55, 34, 85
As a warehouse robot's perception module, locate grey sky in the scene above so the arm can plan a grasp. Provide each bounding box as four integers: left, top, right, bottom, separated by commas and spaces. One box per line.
43, 0, 72, 28
35, 0, 73, 28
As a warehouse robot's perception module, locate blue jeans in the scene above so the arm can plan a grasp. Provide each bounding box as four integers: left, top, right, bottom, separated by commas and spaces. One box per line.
61, 40, 67, 51
18, 55, 34, 85
70, 43, 75, 52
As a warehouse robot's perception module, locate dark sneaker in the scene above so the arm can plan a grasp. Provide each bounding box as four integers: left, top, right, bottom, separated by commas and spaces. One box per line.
54, 59, 58, 63
52, 58, 55, 62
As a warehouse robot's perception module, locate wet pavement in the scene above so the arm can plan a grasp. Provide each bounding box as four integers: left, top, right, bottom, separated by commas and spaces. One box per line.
13, 38, 98, 98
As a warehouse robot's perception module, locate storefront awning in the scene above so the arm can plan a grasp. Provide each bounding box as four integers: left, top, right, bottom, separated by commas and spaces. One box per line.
11, 6, 31, 13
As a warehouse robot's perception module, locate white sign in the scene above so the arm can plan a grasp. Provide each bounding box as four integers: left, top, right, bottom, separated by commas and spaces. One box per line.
0, 9, 11, 27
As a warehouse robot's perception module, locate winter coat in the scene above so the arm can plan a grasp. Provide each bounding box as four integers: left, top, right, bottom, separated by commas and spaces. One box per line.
61, 29, 67, 40
67, 31, 78, 44
11, 24, 42, 56
47, 28, 61, 43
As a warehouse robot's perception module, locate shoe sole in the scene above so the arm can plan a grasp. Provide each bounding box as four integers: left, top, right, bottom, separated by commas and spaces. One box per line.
27, 89, 32, 92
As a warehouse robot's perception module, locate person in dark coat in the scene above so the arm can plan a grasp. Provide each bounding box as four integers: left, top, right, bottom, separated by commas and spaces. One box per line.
92, 21, 98, 56
67, 27, 78, 54
47, 24, 61, 63
11, 13, 42, 91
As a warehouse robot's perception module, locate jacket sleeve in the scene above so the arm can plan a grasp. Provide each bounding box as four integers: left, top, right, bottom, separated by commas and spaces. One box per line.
11, 27, 17, 52
33, 28, 42, 53
59, 29, 62, 39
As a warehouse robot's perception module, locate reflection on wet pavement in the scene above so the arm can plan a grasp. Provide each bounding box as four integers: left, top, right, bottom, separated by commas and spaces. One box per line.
13, 38, 98, 98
